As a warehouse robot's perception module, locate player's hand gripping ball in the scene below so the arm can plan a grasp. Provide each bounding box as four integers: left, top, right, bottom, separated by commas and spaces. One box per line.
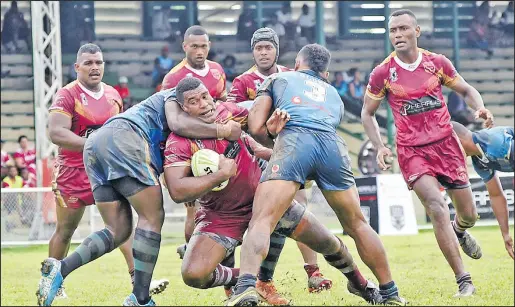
191, 149, 229, 191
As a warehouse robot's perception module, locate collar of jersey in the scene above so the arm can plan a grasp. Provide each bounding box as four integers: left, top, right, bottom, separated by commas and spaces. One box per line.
298, 69, 329, 83
393, 51, 423, 72
78, 81, 104, 100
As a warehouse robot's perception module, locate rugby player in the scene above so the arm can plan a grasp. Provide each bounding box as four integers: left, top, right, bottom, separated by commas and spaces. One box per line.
361, 9, 494, 297
36, 82, 243, 306
43, 43, 167, 299
452, 121, 514, 259
163, 77, 382, 305
227, 44, 406, 306
228, 28, 332, 303
161, 24, 228, 257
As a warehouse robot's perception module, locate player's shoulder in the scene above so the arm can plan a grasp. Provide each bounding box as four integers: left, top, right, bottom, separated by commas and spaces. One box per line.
207, 60, 224, 71
373, 53, 396, 73
168, 59, 188, 75
166, 132, 192, 148
420, 48, 450, 64
102, 83, 119, 94
59, 81, 79, 95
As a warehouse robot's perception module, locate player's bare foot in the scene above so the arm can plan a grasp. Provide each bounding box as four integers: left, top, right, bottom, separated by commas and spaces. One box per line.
256, 280, 290, 306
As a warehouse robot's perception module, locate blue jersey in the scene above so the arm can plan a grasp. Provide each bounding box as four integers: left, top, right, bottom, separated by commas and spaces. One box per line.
257, 70, 344, 133
471, 126, 514, 182
105, 88, 175, 172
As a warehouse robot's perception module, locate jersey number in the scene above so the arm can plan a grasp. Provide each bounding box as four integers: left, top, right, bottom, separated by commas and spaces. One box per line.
303, 80, 327, 103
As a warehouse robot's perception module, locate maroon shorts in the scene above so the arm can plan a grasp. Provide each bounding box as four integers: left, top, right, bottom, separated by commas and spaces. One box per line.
193, 207, 252, 242
52, 164, 94, 209
398, 132, 470, 190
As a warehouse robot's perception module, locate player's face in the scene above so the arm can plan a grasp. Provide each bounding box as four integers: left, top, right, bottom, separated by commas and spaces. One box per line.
75, 52, 104, 88
388, 14, 420, 52
253, 41, 277, 70
181, 85, 216, 123
183, 34, 210, 69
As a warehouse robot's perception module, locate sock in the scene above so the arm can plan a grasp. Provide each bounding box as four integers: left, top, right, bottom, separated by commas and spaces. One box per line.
257, 233, 286, 282
233, 273, 257, 295
456, 272, 472, 289
60, 228, 115, 278
304, 264, 320, 278
221, 252, 235, 290
452, 219, 467, 238
207, 264, 240, 288
323, 237, 367, 289
379, 281, 399, 299
129, 268, 135, 285
132, 228, 161, 305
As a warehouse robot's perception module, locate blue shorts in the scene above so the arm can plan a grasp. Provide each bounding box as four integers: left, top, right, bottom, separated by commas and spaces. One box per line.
260, 129, 355, 191
83, 119, 161, 193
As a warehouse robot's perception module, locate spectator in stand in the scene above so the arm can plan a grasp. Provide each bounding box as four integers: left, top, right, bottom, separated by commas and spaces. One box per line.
267, 14, 286, 42
114, 76, 132, 109
276, 2, 296, 41
298, 4, 316, 43
468, 1, 494, 56
347, 67, 365, 101
222, 54, 237, 84
13, 135, 36, 176
1, 165, 23, 188
331, 71, 348, 98
152, 45, 174, 87
1, 139, 14, 180
237, 10, 257, 41
1, 1, 31, 53
20, 167, 36, 187
447, 91, 476, 128
500, 1, 514, 35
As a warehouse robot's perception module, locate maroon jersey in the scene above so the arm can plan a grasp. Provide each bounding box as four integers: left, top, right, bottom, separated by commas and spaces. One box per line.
366, 49, 460, 146
162, 59, 227, 100
164, 102, 259, 222
227, 65, 290, 103
49, 81, 123, 168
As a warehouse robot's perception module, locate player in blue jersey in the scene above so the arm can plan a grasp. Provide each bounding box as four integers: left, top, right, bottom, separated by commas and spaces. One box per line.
452, 121, 514, 259
226, 44, 406, 306
36, 88, 243, 307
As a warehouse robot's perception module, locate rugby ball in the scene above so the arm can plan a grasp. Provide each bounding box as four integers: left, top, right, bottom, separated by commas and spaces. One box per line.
191, 149, 229, 191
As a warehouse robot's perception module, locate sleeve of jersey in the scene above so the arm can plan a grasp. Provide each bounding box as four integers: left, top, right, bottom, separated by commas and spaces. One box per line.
163, 135, 193, 169
49, 89, 74, 117
471, 156, 495, 183
256, 75, 276, 99
365, 66, 387, 100
439, 55, 461, 88
161, 72, 177, 90
227, 77, 247, 103
224, 102, 249, 126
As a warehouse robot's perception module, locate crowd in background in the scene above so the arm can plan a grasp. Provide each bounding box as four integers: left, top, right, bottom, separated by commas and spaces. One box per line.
1, 136, 37, 188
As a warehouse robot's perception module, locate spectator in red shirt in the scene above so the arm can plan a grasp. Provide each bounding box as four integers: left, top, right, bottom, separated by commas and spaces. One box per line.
1, 139, 14, 179
114, 76, 134, 110
13, 135, 36, 175
20, 167, 36, 187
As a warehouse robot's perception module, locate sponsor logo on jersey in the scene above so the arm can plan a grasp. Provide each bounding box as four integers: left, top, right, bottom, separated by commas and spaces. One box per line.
423, 61, 436, 74
399, 95, 443, 116
211, 69, 221, 80
80, 93, 88, 105
389, 67, 398, 82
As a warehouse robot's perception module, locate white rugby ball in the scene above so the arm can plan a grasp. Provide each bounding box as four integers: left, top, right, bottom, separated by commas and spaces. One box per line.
191, 149, 229, 191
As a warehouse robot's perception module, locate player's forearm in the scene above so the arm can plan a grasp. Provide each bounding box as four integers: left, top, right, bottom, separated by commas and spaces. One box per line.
490, 195, 511, 238
361, 111, 385, 149
249, 125, 275, 148
49, 127, 86, 152
174, 112, 219, 139
169, 172, 229, 203
461, 86, 485, 111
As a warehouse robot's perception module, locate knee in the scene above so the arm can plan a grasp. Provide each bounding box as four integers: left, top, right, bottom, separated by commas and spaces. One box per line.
341, 214, 368, 238
457, 213, 477, 228
105, 224, 132, 247
425, 198, 447, 220
181, 265, 210, 289
54, 224, 76, 242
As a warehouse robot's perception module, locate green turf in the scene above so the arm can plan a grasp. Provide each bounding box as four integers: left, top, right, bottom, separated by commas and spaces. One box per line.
1, 226, 513, 306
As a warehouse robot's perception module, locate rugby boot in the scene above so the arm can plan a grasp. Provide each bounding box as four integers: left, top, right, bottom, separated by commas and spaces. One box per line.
149, 279, 169, 295
307, 267, 332, 293
123, 293, 156, 306
457, 231, 482, 259
225, 287, 260, 306
36, 258, 63, 306
256, 280, 290, 305
347, 280, 382, 304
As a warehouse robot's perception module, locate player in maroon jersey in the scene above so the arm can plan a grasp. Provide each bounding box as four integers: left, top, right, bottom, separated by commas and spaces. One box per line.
162, 25, 226, 101
163, 77, 382, 305
361, 9, 494, 297
227, 27, 332, 304
45, 43, 168, 298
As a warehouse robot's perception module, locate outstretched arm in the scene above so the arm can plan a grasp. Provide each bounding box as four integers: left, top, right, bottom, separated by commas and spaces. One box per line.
164, 98, 241, 140
448, 78, 494, 128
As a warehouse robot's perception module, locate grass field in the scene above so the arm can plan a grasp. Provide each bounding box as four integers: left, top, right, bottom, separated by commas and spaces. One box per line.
1, 226, 514, 306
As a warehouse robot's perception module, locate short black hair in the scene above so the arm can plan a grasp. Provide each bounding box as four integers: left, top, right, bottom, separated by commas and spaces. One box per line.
389, 9, 418, 24
76, 43, 102, 61
18, 135, 27, 143
176, 77, 203, 105
348, 67, 358, 76
298, 44, 331, 74
184, 25, 209, 41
